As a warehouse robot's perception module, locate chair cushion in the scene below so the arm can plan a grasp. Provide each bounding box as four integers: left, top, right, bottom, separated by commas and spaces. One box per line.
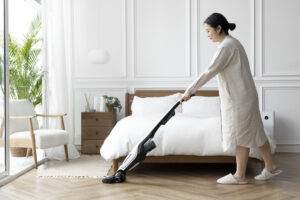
10, 129, 69, 149
9, 100, 39, 134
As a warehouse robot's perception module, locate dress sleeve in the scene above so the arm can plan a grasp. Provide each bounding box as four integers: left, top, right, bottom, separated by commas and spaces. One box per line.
184, 46, 236, 96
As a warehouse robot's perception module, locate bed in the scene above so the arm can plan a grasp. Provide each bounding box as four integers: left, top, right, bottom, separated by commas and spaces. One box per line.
100, 90, 274, 174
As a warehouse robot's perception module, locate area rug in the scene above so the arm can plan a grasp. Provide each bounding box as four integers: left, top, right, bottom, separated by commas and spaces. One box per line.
37, 155, 113, 178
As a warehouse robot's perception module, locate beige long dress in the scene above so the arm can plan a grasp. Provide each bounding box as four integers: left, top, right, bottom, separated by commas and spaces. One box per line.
184, 34, 267, 151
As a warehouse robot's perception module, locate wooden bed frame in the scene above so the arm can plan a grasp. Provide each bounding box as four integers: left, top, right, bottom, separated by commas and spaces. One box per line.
112, 90, 263, 173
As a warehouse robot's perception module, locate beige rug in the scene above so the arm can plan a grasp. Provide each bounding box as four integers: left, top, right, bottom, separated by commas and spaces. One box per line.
37, 155, 113, 178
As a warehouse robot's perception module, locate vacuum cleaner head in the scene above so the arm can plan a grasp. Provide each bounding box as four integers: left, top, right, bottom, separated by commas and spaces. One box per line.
102, 170, 126, 184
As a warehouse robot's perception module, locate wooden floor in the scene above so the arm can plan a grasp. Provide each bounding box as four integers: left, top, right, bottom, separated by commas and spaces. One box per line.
0, 153, 299, 200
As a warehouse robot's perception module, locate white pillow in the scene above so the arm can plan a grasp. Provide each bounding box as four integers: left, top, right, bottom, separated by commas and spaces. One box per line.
182, 96, 221, 117
131, 93, 183, 116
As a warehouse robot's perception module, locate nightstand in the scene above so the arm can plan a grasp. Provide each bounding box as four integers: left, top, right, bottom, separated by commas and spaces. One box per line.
81, 112, 116, 154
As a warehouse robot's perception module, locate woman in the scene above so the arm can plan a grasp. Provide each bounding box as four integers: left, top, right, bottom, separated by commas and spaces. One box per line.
180, 13, 282, 184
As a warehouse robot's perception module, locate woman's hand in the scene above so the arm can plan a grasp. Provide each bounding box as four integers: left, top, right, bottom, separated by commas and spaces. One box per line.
180, 91, 192, 104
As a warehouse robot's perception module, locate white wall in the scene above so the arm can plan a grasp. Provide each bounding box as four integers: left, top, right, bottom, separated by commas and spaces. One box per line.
70, 0, 300, 152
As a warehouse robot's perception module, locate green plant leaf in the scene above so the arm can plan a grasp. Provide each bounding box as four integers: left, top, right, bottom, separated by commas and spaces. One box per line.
9, 12, 43, 107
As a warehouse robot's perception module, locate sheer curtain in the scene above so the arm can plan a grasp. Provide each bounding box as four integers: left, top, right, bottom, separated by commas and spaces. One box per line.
42, 0, 79, 160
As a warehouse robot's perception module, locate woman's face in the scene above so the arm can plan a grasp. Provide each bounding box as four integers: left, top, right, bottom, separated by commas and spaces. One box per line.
204, 23, 221, 42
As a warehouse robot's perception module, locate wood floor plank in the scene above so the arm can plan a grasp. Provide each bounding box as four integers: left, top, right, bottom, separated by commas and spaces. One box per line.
0, 153, 299, 200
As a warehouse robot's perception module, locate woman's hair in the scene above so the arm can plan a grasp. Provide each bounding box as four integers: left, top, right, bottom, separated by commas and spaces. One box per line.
204, 13, 236, 34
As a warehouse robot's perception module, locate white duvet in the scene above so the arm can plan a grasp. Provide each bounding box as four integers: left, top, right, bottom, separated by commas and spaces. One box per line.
100, 113, 276, 162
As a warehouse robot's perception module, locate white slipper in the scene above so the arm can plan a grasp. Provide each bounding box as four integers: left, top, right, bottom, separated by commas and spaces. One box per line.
217, 173, 248, 185
254, 168, 282, 181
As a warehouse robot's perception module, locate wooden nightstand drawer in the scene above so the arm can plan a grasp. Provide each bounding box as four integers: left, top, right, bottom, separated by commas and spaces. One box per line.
81, 112, 116, 154
82, 112, 116, 127
81, 140, 104, 154
82, 127, 112, 140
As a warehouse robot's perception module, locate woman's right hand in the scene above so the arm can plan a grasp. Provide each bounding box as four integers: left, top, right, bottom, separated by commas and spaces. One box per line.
180, 91, 191, 104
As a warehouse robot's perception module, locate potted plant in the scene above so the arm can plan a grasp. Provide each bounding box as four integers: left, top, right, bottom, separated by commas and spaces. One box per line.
7, 13, 44, 107
103, 95, 122, 112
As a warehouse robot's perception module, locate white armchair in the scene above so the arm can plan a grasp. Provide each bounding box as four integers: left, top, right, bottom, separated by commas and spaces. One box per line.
8, 100, 69, 168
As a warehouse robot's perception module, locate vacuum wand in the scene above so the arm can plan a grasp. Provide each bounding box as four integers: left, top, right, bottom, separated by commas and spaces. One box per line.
102, 93, 195, 184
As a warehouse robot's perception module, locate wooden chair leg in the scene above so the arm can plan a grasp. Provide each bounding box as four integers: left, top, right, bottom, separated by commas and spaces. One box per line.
29, 118, 38, 169
26, 148, 31, 157
32, 146, 38, 169
113, 159, 118, 174
64, 144, 69, 162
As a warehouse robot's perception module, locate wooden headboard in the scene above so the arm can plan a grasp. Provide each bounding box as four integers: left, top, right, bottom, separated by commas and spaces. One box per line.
125, 90, 219, 116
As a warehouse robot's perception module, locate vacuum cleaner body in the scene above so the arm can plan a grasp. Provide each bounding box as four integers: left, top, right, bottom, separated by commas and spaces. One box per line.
102, 94, 195, 184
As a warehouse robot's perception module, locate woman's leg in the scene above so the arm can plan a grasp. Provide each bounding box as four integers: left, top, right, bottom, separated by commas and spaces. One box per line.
258, 140, 277, 171
234, 145, 249, 181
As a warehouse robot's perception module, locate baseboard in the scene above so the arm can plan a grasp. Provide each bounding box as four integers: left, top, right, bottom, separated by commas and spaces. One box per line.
276, 144, 300, 153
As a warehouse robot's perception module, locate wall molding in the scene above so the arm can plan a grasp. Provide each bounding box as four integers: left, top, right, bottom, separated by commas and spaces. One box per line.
133, 0, 192, 78
260, 86, 300, 149
73, 77, 300, 88
276, 144, 300, 153
254, 77, 300, 82
132, 86, 218, 92
260, 85, 300, 111
196, 0, 199, 76
73, 78, 300, 90
73, 0, 127, 79
250, 0, 255, 76
276, 140, 300, 145
260, 0, 300, 77
73, 78, 219, 89
259, 0, 264, 77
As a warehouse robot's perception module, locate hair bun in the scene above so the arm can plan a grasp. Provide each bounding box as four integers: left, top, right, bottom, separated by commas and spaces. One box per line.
228, 23, 236, 30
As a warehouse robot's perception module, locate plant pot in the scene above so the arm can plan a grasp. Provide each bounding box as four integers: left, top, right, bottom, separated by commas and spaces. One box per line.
107, 104, 114, 112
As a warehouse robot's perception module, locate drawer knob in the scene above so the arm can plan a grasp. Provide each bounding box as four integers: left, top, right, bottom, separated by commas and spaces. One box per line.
95, 118, 99, 121
96, 131, 99, 135
96, 145, 99, 148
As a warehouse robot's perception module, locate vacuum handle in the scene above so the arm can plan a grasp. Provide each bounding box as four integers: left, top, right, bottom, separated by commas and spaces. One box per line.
173, 93, 195, 110
181, 93, 195, 102
171, 93, 196, 112
189, 93, 196, 98
143, 140, 156, 153
143, 93, 196, 140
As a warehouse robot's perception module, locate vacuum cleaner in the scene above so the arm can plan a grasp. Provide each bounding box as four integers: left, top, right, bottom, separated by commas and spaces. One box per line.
102, 94, 195, 184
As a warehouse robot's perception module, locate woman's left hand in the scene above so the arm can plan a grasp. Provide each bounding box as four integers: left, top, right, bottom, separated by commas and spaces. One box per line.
180, 91, 191, 104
